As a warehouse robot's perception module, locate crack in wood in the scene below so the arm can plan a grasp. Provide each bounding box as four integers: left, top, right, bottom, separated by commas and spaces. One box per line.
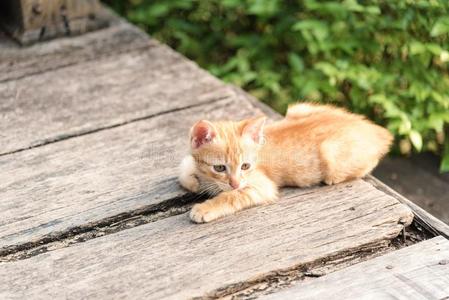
0, 43, 155, 84
193, 242, 391, 300
192, 222, 432, 300
0, 192, 207, 263
0, 95, 229, 157
0, 178, 428, 269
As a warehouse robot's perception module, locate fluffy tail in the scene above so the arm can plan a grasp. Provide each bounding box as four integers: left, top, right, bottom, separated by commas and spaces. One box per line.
286, 103, 343, 119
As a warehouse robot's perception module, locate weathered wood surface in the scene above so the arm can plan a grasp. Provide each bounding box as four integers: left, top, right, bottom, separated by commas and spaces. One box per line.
374, 156, 449, 225
367, 176, 449, 239
0, 180, 412, 299
0, 39, 230, 155
0, 14, 269, 250
261, 236, 449, 300
0, 6, 433, 300
0, 96, 256, 250
0, 17, 149, 82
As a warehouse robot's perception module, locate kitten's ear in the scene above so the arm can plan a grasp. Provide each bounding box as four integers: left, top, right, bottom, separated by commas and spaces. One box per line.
190, 120, 216, 149
242, 116, 266, 144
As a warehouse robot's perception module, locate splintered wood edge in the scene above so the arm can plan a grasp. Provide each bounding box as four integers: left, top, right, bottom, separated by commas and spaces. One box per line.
365, 175, 449, 239
259, 236, 449, 300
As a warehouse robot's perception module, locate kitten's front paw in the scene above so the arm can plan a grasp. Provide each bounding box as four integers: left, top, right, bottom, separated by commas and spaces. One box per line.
190, 203, 218, 223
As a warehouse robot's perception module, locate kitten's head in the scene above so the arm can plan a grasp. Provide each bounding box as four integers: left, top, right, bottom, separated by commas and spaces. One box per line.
189, 117, 266, 194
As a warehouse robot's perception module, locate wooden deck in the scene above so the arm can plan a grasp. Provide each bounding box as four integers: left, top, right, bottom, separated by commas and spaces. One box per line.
1, 11, 449, 299
261, 236, 449, 300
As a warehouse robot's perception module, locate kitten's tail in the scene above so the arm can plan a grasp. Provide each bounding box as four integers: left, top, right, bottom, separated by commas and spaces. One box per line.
286, 102, 342, 119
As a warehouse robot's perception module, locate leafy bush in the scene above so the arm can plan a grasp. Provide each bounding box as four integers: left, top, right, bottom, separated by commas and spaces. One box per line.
104, 0, 449, 171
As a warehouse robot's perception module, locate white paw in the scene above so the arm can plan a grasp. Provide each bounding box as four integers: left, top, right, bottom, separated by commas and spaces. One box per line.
189, 203, 217, 223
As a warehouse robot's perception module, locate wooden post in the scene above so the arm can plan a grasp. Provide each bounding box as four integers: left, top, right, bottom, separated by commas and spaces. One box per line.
0, 0, 109, 45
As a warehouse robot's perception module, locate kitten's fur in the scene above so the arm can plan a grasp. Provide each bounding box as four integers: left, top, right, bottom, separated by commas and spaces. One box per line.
179, 103, 392, 223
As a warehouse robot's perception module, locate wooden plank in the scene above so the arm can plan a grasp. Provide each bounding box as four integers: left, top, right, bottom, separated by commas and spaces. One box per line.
0, 41, 229, 156
367, 175, 449, 239
0, 95, 259, 250
0, 180, 412, 299
261, 236, 449, 300
0, 15, 149, 82
374, 157, 449, 224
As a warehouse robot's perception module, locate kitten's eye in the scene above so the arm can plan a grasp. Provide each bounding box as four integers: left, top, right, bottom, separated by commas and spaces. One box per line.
213, 165, 226, 172
241, 163, 251, 170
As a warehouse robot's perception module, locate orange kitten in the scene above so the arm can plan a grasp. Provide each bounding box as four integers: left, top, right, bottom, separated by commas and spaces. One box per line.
179, 103, 393, 223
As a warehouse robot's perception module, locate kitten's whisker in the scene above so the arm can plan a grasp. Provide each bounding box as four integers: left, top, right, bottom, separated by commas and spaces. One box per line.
199, 182, 222, 197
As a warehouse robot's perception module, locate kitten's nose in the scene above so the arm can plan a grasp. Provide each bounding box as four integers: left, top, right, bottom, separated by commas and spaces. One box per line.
229, 177, 240, 189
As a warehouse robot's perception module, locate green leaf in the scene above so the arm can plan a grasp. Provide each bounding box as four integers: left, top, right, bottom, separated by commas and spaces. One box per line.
248, 0, 280, 17
431, 17, 449, 37
409, 130, 423, 151
222, 0, 241, 8
314, 62, 339, 77
426, 43, 443, 56
428, 115, 444, 132
146, 3, 170, 18
343, 0, 380, 14
409, 41, 426, 55
441, 141, 449, 173
292, 20, 329, 41
288, 53, 304, 72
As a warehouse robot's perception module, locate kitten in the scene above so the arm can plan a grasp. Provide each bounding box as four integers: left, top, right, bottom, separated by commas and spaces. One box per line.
179, 103, 393, 223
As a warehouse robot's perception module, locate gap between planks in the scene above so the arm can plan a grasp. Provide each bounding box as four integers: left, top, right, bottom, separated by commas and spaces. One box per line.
0, 94, 229, 157
259, 236, 449, 300
0, 43, 155, 84
0, 191, 203, 262
0, 180, 413, 299
0, 43, 234, 155
0, 185, 427, 300
198, 240, 398, 300
0, 182, 428, 265
0, 188, 317, 262
0, 177, 318, 261
0, 96, 261, 250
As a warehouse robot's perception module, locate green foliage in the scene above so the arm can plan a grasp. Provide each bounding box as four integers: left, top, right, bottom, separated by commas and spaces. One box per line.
104, 0, 449, 171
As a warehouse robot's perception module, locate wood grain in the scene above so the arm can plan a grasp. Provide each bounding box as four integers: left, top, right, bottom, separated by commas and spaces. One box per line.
0, 13, 149, 82
0, 180, 412, 299
0, 40, 229, 155
0, 95, 258, 250
374, 157, 449, 224
261, 236, 449, 300
367, 175, 449, 239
